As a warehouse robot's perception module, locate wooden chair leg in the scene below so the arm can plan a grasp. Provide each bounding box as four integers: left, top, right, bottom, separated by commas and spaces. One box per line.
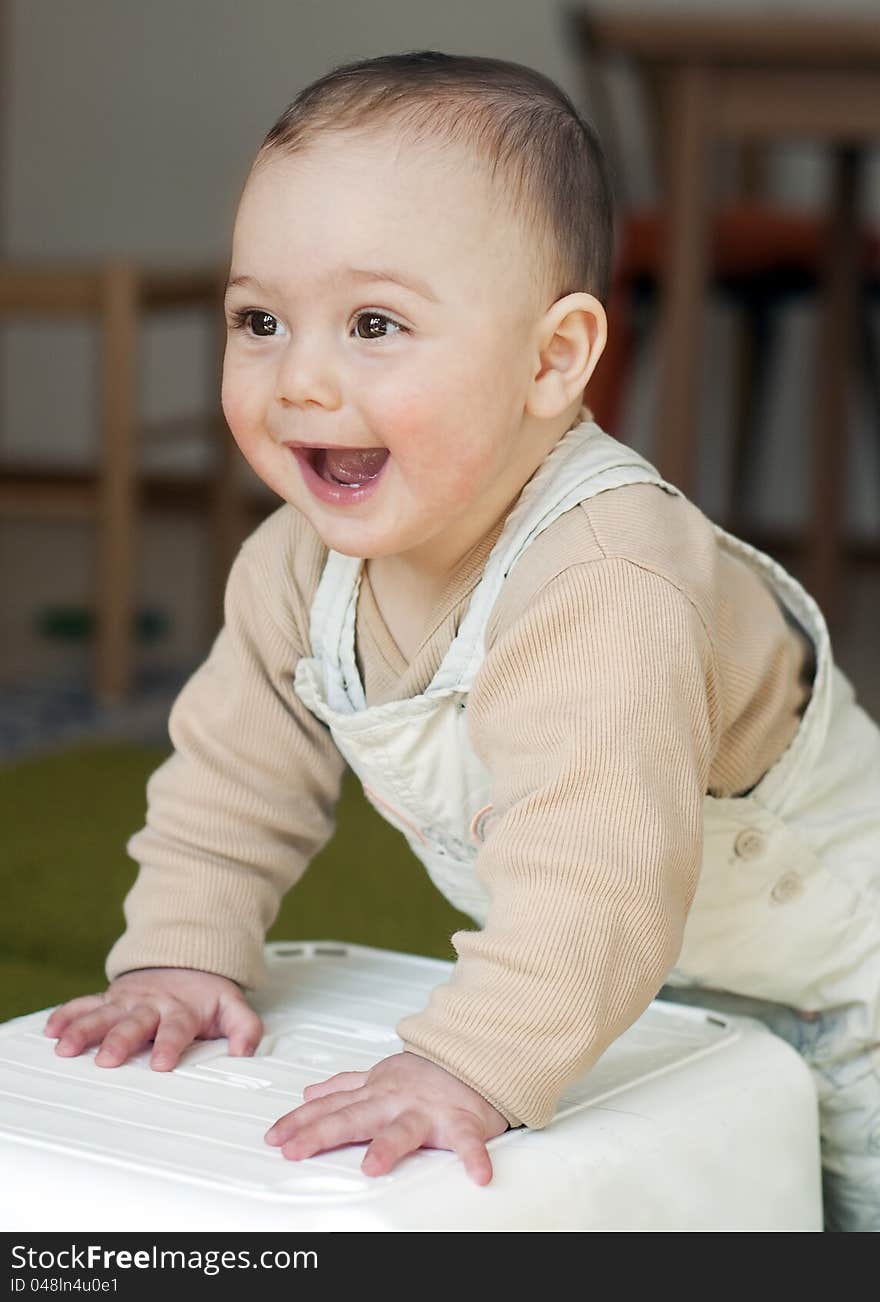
655, 65, 712, 496
96, 261, 138, 703
809, 147, 860, 629
727, 294, 775, 539
857, 286, 880, 479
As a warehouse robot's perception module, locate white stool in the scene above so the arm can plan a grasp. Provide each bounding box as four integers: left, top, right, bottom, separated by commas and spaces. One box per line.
0, 942, 823, 1231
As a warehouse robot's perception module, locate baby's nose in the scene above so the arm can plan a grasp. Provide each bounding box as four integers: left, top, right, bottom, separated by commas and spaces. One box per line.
274, 338, 342, 411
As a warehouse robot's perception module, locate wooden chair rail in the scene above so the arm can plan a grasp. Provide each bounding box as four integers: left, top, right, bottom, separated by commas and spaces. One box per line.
0, 258, 241, 700
576, 14, 880, 66
0, 262, 225, 315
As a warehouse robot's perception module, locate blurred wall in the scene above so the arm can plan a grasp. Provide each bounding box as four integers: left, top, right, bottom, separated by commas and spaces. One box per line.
2, 0, 879, 534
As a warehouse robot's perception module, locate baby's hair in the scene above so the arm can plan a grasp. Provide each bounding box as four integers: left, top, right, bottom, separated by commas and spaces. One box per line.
258, 50, 614, 307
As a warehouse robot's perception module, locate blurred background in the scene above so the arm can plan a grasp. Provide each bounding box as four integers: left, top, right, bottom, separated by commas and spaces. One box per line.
1, 0, 878, 1018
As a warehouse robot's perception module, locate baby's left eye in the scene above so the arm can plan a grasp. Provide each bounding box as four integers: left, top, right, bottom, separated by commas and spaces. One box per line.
353, 313, 404, 340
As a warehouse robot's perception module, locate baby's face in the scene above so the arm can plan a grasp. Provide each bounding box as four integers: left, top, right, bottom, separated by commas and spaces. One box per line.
222, 130, 561, 579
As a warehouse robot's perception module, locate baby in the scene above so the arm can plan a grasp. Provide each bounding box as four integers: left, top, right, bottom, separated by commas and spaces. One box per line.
44, 51, 879, 1231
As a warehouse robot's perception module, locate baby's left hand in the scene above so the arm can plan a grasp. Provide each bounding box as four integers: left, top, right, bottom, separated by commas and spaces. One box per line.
265, 1051, 509, 1184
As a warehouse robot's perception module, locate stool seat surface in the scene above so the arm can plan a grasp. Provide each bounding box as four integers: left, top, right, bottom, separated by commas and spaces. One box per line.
0, 942, 823, 1231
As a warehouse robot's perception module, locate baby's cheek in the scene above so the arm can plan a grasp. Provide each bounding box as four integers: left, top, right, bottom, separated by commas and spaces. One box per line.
378, 389, 433, 443
220, 375, 250, 442
219, 381, 282, 491
400, 432, 471, 502
382, 390, 467, 467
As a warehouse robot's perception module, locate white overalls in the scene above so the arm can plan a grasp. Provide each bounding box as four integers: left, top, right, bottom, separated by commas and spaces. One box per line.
293, 418, 880, 1231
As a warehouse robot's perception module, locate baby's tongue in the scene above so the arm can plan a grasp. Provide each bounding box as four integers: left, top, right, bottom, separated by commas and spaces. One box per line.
324, 447, 389, 484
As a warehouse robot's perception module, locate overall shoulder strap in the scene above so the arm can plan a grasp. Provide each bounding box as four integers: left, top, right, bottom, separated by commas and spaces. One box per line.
303, 548, 365, 711
429, 419, 676, 694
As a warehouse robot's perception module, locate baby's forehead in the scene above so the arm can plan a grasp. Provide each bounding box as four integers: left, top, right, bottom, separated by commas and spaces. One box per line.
259, 127, 498, 206
247, 130, 546, 297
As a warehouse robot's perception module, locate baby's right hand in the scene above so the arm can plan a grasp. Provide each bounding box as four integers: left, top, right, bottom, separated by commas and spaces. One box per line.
43, 968, 263, 1072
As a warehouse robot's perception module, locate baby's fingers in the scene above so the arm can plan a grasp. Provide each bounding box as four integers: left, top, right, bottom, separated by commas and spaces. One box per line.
362, 1111, 430, 1177
44, 995, 106, 1040
93, 1007, 161, 1067
149, 1010, 201, 1072
53, 1004, 131, 1058
218, 1000, 263, 1058
302, 1070, 368, 1102
266, 1085, 368, 1146
448, 1121, 494, 1186
277, 1098, 386, 1161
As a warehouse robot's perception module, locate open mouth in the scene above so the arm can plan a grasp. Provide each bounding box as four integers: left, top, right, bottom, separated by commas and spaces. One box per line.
307, 446, 389, 488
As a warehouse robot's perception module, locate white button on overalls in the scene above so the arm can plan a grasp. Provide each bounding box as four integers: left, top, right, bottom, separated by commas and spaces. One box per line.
734, 829, 765, 860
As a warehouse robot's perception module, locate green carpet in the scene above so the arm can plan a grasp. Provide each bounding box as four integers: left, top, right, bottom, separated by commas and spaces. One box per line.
0, 742, 472, 1023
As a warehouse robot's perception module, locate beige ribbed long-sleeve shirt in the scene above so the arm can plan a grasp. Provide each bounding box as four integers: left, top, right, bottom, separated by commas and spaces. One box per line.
107, 477, 813, 1128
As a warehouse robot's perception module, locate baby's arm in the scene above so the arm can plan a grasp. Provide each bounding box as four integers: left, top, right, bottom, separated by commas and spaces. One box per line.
105, 515, 346, 990
45, 510, 346, 1062
397, 559, 718, 1129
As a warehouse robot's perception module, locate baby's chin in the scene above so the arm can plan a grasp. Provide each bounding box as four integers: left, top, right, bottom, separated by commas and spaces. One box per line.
312, 528, 443, 570
291, 509, 400, 561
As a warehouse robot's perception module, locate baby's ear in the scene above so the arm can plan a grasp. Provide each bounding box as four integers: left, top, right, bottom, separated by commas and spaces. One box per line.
526, 292, 607, 420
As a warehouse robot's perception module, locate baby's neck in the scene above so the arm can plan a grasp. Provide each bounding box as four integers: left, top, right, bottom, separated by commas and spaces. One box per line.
365, 510, 510, 657
366, 505, 511, 603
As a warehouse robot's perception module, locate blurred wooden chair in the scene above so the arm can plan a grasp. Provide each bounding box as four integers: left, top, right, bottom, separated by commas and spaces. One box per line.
0, 259, 254, 701
566, 7, 880, 608
589, 209, 880, 536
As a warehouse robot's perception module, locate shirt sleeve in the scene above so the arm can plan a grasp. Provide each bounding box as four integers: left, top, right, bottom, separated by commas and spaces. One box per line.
396, 557, 720, 1128
105, 528, 347, 989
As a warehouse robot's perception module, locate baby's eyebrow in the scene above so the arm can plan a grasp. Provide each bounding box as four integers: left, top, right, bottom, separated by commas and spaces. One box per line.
345, 267, 439, 303
225, 267, 438, 303
226, 274, 266, 293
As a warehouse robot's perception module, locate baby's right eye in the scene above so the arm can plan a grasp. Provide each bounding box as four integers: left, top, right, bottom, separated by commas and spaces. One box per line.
229, 309, 278, 337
